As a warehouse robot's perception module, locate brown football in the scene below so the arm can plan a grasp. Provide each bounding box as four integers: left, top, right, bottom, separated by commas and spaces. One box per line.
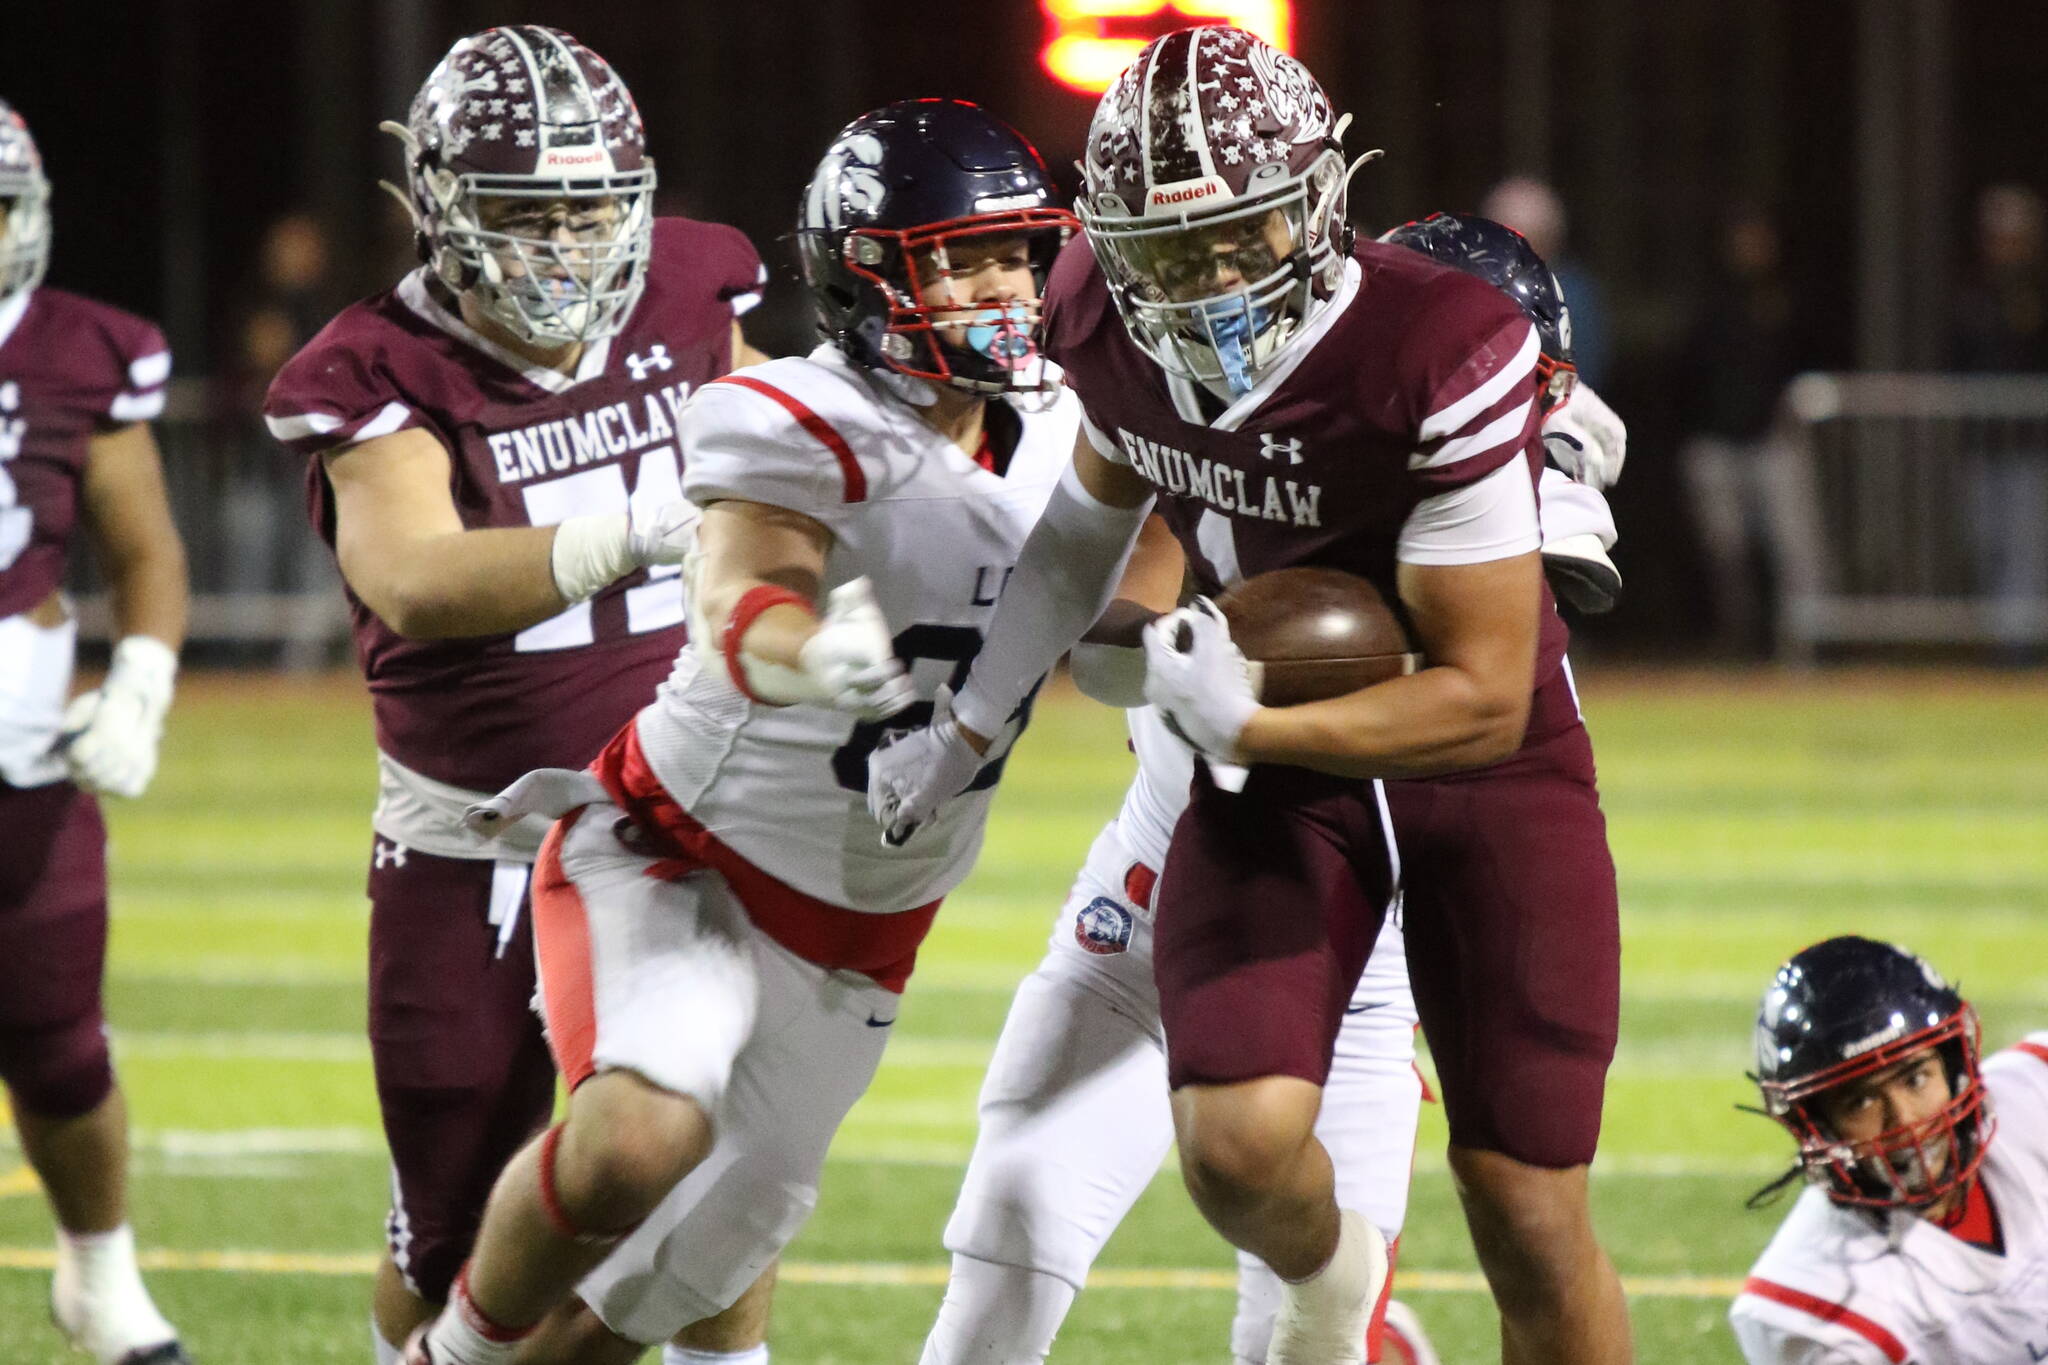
1215, 568, 1420, 706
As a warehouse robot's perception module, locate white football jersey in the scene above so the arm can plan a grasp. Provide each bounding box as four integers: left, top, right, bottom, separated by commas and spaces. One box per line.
1730, 1033, 2048, 1365
1120, 705, 1412, 1011
635, 345, 1077, 912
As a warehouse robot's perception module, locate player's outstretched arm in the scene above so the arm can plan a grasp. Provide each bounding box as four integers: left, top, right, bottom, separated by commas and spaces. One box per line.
1069, 514, 1184, 707
61, 420, 190, 798
326, 428, 691, 639
867, 435, 1152, 844
1232, 549, 1543, 778
690, 498, 912, 718
950, 435, 1155, 744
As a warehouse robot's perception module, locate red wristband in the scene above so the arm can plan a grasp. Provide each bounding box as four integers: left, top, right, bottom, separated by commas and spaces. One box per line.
721, 585, 815, 703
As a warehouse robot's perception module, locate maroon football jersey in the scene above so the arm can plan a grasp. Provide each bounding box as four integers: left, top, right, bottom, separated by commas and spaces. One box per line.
264, 217, 764, 791
1041, 235, 1577, 747
0, 288, 171, 619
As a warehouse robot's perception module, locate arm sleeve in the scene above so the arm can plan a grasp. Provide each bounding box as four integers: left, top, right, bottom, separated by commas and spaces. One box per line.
263, 335, 424, 458
951, 459, 1153, 737
1728, 1300, 1891, 1365
678, 376, 853, 524
103, 319, 171, 427
1397, 458, 1540, 565
1068, 641, 1149, 707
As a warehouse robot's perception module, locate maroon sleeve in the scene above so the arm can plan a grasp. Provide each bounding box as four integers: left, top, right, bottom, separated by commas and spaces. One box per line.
62, 296, 171, 431
262, 312, 425, 460
1398, 272, 1542, 494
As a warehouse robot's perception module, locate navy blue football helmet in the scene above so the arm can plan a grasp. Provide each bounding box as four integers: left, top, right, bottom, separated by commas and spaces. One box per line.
1751, 936, 1991, 1209
1380, 212, 1576, 410
797, 99, 1077, 394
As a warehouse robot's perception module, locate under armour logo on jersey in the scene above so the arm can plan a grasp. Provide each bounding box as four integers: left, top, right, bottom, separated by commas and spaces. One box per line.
373, 840, 409, 870
1259, 433, 1304, 465
626, 345, 673, 381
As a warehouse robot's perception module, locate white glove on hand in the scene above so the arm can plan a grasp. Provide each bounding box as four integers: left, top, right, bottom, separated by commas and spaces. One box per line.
58, 635, 178, 799
551, 500, 701, 605
1141, 599, 1260, 763
867, 686, 986, 847
1542, 382, 1627, 490
627, 499, 700, 567
795, 578, 917, 720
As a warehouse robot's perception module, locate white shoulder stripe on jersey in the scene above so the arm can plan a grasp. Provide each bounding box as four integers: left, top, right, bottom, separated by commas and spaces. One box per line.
1410, 394, 1536, 471
352, 401, 415, 443
1418, 324, 1538, 442
730, 292, 762, 317
264, 411, 345, 441
108, 390, 167, 423
127, 350, 172, 387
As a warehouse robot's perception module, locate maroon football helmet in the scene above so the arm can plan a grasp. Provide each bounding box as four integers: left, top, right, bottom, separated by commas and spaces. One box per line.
0, 99, 52, 305
1077, 27, 1374, 395
381, 26, 656, 347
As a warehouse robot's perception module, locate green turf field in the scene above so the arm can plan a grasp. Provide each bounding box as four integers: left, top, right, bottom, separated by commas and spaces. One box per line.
4, 668, 2046, 1363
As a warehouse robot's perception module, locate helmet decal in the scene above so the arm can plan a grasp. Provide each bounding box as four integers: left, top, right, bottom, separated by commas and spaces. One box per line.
0, 100, 53, 306
796, 100, 1077, 397
381, 25, 656, 349
1076, 27, 1366, 395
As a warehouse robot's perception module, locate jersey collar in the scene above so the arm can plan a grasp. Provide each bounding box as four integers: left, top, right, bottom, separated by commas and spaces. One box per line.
397, 270, 615, 394
1162, 258, 1362, 433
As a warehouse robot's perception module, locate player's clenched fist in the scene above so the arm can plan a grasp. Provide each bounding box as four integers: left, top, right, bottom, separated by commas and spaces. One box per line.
797, 579, 918, 719
58, 635, 178, 799
1141, 599, 1259, 763
1541, 381, 1627, 490
867, 687, 986, 847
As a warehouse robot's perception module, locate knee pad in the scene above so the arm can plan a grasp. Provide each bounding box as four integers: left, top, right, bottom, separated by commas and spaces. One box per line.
0, 1015, 113, 1121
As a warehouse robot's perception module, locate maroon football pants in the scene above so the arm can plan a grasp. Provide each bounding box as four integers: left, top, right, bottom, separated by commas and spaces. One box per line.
366, 839, 556, 1303
1388, 722, 1620, 1169
1154, 722, 1619, 1170
0, 778, 115, 1121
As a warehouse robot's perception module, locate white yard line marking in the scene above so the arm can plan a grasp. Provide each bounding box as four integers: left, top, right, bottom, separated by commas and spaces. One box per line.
0, 1247, 1743, 1299
1, 1128, 1786, 1178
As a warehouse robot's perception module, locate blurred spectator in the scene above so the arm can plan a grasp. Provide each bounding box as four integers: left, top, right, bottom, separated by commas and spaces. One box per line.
224, 211, 346, 665
1481, 176, 1611, 388
1953, 184, 2048, 660
1675, 205, 1824, 655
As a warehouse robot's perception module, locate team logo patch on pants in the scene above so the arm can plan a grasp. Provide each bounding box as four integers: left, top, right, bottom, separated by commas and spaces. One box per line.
1074, 897, 1135, 955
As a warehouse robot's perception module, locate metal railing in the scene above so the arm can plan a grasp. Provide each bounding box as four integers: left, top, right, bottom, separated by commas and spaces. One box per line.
1773, 372, 2048, 661
73, 379, 351, 668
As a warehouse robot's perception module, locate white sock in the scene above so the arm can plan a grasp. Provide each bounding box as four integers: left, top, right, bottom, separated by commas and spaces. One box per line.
919, 1254, 1077, 1365
424, 1277, 528, 1365
372, 1315, 403, 1365
664, 1346, 769, 1365
53, 1224, 178, 1358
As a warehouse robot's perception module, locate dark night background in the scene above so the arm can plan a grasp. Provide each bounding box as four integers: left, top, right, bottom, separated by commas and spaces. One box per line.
6, 0, 2045, 653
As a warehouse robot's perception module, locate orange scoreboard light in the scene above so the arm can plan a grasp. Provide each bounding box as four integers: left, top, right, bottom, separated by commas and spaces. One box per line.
1040, 2, 1296, 94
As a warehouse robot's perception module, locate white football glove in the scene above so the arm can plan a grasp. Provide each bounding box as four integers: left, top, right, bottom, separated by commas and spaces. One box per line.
626, 499, 700, 567
794, 578, 917, 720
1141, 599, 1260, 763
551, 499, 701, 605
57, 635, 177, 799
1542, 382, 1627, 490
866, 685, 987, 847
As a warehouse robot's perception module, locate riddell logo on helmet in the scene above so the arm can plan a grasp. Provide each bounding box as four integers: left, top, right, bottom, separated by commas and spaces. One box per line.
1146, 176, 1229, 210
539, 147, 610, 172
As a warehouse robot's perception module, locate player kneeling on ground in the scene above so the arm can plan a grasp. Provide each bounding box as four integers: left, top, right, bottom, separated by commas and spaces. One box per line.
400, 99, 1084, 1365
1730, 936, 2048, 1365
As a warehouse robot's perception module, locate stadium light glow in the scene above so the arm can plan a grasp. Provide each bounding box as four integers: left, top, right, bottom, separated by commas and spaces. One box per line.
1040, 1, 1296, 95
